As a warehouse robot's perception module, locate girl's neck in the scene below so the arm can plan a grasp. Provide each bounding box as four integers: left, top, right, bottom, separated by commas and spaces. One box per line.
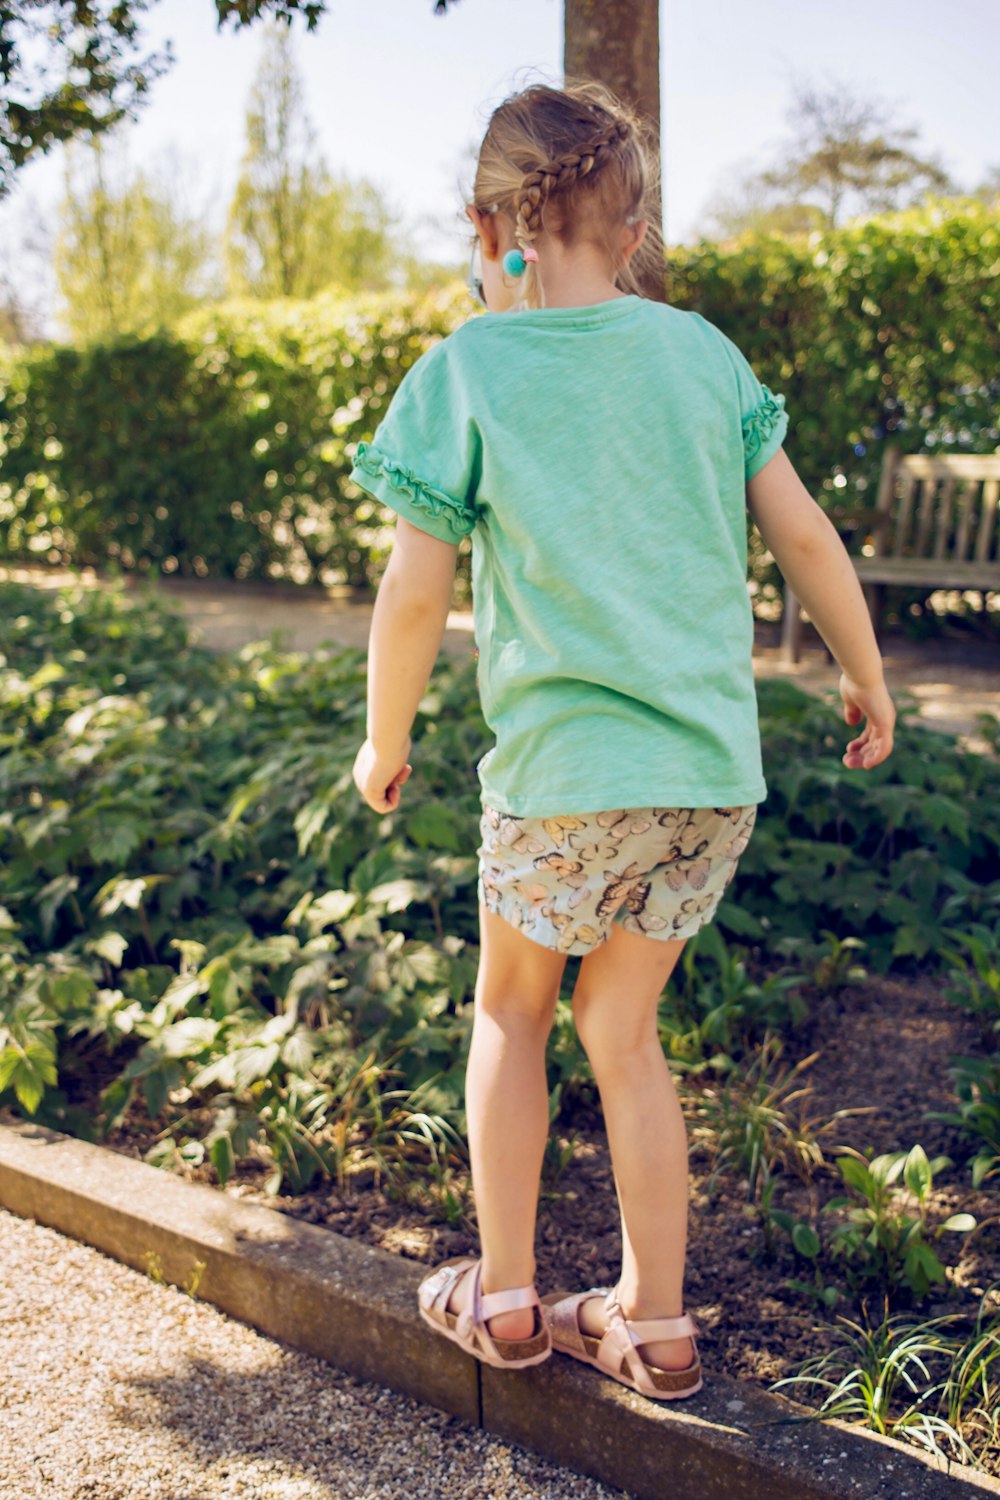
534, 275, 627, 309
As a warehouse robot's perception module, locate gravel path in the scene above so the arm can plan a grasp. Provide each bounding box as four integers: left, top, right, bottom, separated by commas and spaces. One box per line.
0, 1207, 626, 1500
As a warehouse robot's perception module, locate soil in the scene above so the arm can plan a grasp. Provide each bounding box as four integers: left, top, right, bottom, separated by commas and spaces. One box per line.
35, 961, 999, 1465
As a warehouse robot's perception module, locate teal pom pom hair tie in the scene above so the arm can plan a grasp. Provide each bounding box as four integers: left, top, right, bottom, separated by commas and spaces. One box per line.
502, 244, 539, 277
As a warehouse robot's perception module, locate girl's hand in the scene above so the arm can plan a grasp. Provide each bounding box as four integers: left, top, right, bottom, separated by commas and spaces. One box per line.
353, 735, 413, 813
839, 672, 896, 769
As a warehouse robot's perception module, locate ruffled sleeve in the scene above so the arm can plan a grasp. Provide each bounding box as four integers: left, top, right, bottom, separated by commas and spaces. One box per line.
742, 386, 788, 480
351, 440, 479, 539
348, 339, 483, 543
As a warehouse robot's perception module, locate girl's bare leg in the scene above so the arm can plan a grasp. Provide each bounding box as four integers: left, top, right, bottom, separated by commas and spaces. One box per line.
571, 923, 695, 1370
443, 903, 568, 1341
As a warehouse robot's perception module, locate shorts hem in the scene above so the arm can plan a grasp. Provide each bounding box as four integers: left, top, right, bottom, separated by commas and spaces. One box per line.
478, 889, 611, 956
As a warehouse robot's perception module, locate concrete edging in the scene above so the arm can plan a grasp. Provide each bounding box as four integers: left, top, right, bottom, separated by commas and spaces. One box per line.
1, 1116, 997, 1500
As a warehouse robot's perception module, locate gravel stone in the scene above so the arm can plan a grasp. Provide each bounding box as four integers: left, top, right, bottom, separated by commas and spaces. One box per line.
0, 1207, 626, 1500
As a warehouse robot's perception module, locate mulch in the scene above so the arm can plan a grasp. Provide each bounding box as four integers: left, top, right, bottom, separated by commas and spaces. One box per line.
87, 964, 999, 1417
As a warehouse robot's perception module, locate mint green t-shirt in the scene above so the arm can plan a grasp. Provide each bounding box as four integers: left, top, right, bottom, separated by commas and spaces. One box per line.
349, 293, 789, 817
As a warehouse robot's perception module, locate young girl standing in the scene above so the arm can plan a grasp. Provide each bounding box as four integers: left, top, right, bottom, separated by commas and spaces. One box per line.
350, 79, 896, 1402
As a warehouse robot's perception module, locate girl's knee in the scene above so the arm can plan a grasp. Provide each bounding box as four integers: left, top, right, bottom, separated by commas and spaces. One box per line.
474, 985, 558, 1034
572, 1000, 660, 1068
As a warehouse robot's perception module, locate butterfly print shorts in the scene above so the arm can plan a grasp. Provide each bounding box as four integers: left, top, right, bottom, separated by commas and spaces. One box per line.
476, 803, 758, 956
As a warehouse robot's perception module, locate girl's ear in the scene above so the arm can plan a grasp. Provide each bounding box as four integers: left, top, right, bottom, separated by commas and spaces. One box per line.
622, 218, 649, 263
469, 206, 501, 261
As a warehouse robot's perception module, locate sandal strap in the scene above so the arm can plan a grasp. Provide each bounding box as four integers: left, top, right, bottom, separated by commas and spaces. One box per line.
605, 1291, 700, 1341
419, 1257, 476, 1322
453, 1260, 540, 1355
620, 1311, 699, 1340
478, 1283, 539, 1318
597, 1318, 648, 1387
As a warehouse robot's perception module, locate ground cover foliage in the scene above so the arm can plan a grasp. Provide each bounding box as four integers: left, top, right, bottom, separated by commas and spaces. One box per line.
1, 575, 997, 1159
2, 576, 999, 1474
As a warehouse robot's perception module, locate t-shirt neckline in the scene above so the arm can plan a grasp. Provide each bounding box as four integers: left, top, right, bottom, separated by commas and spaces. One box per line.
475, 293, 645, 326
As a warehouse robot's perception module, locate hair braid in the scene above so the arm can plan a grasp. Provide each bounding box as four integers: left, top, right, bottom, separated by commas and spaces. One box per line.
470, 80, 662, 308
513, 118, 632, 251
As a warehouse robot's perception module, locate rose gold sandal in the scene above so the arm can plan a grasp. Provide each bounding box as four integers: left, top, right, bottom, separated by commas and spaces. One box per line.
417, 1256, 552, 1369
540, 1285, 703, 1399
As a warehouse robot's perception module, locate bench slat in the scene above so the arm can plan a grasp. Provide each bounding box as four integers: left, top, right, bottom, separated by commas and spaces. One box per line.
852, 557, 1000, 588
954, 478, 979, 562
897, 454, 1000, 479
974, 477, 999, 563
913, 476, 937, 557
891, 470, 918, 557
933, 477, 957, 562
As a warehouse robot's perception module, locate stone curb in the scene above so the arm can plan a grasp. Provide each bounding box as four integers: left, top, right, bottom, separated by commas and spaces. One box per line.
1, 1117, 997, 1499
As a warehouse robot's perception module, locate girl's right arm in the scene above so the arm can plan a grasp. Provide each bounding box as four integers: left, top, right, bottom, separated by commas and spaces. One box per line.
747, 448, 896, 770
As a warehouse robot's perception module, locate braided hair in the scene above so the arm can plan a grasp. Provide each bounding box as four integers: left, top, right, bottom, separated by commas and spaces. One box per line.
469, 81, 662, 310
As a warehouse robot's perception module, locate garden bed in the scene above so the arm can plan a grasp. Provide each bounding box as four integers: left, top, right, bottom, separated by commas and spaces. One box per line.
82, 963, 999, 1430
3, 574, 998, 1477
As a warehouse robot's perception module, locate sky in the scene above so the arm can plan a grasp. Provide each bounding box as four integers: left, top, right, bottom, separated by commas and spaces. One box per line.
3, 0, 998, 339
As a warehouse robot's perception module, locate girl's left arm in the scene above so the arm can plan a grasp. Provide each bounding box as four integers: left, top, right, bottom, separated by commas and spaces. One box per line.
353, 517, 460, 813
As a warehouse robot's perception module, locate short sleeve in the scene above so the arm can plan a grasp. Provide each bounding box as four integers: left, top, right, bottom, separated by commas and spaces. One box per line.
348, 340, 482, 543
700, 318, 790, 481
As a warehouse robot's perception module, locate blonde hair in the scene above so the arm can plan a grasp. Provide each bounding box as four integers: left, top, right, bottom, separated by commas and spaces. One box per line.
468, 77, 664, 311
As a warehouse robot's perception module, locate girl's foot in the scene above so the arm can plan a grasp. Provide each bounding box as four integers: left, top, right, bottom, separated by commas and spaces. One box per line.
444, 1266, 536, 1342
577, 1292, 696, 1370
417, 1258, 552, 1370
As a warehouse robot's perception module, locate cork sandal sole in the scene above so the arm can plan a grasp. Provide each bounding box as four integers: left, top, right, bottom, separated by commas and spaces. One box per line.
540, 1287, 703, 1399
417, 1256, 551, 1370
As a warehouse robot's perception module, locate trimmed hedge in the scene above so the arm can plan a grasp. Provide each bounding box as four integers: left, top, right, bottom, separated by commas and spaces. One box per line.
1, 198, 997, 618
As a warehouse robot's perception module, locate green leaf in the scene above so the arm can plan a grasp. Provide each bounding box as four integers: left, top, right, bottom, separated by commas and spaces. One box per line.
837, 1158, 872, 1195
791, 1222, 821, 1258
902, 1144, 932, 1200
367, 878, 428, 913
210, 1132, 235, 1188
939, 1213, 976, 1233
405, 801, 463, 852
85, 930, 130, 966
1, 1042, 58, 1113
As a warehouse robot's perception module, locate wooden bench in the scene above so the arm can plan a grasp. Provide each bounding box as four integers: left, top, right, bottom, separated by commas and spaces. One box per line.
780, 446, 1000, 665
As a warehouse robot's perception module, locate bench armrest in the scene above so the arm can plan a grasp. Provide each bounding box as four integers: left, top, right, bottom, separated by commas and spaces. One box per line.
825, 504, 890, 529
824, 505, 892, 550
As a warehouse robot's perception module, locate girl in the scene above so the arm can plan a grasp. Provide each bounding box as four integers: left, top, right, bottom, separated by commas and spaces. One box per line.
350, 79, 897, 1402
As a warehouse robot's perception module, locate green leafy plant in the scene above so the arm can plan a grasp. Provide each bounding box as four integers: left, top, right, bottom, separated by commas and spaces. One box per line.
767, 1295, 1000, 1473
757, 1176, 843, 1311
772, 929, 869, 994
1, 578, 998, 1208
939, 922, 1000, 1047
688, 1029, 868, 1204
823, 1145, 977, 1301
4, 199, 997, 631
658, 923, 811, 1072
924, 1057, 1000, 1191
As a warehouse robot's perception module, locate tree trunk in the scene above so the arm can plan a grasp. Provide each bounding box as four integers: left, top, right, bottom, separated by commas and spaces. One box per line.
564, 0, 664, 303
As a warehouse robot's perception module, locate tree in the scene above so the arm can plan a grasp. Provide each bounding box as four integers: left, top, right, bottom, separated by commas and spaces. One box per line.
4, 1, 668, 296
699, 74, 959, 240
564, 0, 664, 301
0, 0, 174, 199
223, 20, 400, 298
0, 0, 328, 201
695, 162, 829, 245
52, 126, 220, 341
